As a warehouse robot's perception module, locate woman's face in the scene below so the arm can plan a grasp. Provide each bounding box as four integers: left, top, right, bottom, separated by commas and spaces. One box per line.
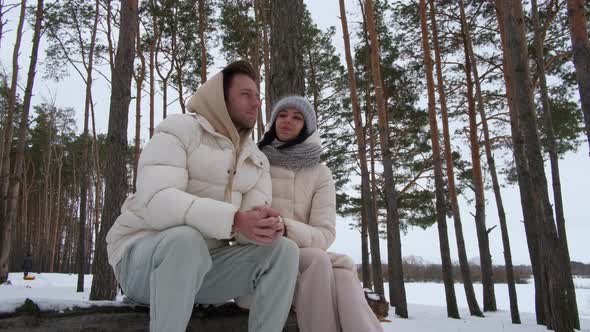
275, 108, 305, 142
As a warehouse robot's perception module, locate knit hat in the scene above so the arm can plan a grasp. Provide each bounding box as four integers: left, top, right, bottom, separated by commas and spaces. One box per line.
269, 96, 317, 136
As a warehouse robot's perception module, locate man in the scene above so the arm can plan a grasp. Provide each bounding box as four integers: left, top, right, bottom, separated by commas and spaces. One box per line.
106, 61, 299, 332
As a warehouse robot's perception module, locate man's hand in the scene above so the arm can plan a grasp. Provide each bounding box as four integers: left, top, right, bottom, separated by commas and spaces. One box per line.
233, 207, 285, 245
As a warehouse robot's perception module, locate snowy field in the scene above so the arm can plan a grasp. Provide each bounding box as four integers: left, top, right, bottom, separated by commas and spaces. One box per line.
1, 273, 589, 331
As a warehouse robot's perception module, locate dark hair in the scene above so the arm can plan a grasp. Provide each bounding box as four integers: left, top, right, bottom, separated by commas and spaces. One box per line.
222, 60, 257, 101
258, 121, 309, 150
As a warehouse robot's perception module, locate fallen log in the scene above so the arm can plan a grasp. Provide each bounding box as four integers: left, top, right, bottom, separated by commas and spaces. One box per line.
0, 299, 299, 331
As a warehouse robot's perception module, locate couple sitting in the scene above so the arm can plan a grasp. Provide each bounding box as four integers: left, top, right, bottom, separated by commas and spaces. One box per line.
106, 61, 384, 332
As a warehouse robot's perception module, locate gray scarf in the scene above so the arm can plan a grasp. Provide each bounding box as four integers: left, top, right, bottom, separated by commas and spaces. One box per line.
261, 140, 322, 170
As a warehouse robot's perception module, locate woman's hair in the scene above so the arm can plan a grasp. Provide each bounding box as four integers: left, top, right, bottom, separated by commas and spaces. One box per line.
258, 120, 309, 150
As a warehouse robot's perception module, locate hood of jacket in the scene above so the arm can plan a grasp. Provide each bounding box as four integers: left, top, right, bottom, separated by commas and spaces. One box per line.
186, 72, 253, 148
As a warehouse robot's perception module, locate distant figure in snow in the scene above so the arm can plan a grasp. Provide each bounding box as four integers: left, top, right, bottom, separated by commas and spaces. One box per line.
22, 253, 32, 277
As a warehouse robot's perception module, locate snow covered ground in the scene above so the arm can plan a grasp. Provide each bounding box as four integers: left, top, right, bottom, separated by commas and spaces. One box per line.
1, 273, 589, 331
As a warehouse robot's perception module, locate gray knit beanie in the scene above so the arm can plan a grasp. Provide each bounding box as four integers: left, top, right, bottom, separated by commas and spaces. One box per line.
269, 96, 317, 136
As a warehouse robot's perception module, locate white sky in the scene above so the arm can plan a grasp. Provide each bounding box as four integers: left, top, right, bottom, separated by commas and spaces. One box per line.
1, 0, 588, 266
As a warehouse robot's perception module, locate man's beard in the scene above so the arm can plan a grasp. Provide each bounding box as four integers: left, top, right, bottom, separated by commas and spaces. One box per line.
234, 118, 256, 131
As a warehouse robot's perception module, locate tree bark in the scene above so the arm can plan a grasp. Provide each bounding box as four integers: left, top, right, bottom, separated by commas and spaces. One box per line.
458, 0, 496, 312
4, 0, 43, 279
90, 0, 138, 301
494, 2, 548, 324
76, 0, 100, 293
457, 0, 520, 321
155, 18, 173, 120
360, 194, 372, 288
531, 0, 579, 327
364, 0, 407, 317
338, 0, 384, 296
565, 0, 590, 155
262, 0, 271, 122
0, 0, 26, 284
418, 0, 463, 319
133, 16, 146, 191
496, 1, 576, 330
198, 0, 207, 83
269, 0, 305, 105
254, 0, 264, 140
366, 61, 380, 293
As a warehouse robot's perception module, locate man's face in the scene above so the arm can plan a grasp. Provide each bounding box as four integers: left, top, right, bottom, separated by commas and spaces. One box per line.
226, 74, 261, 130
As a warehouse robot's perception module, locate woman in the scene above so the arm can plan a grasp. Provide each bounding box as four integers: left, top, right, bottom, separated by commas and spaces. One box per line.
258, 95, 384, 332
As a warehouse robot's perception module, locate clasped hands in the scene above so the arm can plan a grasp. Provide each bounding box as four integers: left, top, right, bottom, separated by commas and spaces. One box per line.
233, 205, 285, 246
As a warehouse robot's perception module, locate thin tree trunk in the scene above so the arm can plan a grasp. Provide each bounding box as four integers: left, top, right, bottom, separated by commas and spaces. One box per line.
49, 161, 62, 273
360, 195, 371, 288
90, 0, 138, 301
170, 14, 186, 115
338, 0, 384, 296
149, 38, 156, 138
133, 17, 146, 191
254, 0, 264, 140
366, 58, 381, 293
418, 0, 463, 319
496, 1, 575, 330
13, 0, 45, 272
531, 0, 579, 327
565, 0, 590, 154
7, 0, 43, 276
458, 0, 496, 312
89, 97, 102, 263
198, 0, 207, 83
104, 0, 115, 74
155, 23, 173, 120
0, 0, 26, 284
364, 0, 407, 316
0, 1, 5, 49
77, 0, 100, 293
455, 0, 520, 321
262, 0, 271, 123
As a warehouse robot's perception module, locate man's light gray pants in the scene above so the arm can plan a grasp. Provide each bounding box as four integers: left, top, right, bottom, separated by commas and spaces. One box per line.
114, 226, 299, 332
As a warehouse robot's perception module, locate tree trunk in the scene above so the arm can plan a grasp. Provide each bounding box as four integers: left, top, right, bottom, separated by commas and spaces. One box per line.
338, 0, 384, 296
360, 195, 371, 288
364, 0, 407, 317
0, 2, 5, 49
418, 0, 463, 319
496, 1, 576, 330
170, 15, 186, 115
7, 0, 43, 276
49, 161, 62, 273
149, 39, 155, 138
133, 17, 146, 191
89, 99, 102, 266
90, 0, 138, 301
361, 18, 381, 298
262, 0, 271, 122
531, 0, 579, 327
155, 23, 173, 120
198, 0, 207, 83
458, 0, 496, 312
367, 65, 380, 293
269, 0, 305, 105
455, 0, 520, 321
494, 2, 548, 324
0, 0, 26, 284
104, 0, 115, 74
565, 0, 590, 155
254, 0, 264, 140
77, 0, 100, 293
